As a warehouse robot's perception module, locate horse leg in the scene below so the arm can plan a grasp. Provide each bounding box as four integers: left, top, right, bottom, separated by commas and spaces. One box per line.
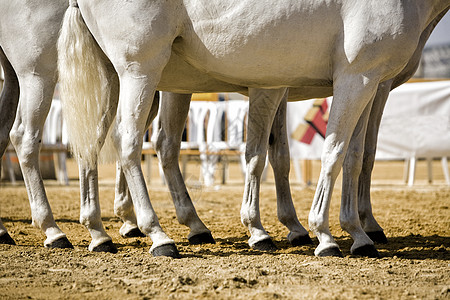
155, 92, 215, 245
267, 93, 312, 246
357, 81, 391, 244
0, 49, 20, 245
9, 73, 72, 249
340, 96, 380, 258
114, 93, 160, 238
241, 87, 288, 251
74, 57, 123, 252
309, 74, 379, 257
78, 160, 119, 253
112, 66, 179, 257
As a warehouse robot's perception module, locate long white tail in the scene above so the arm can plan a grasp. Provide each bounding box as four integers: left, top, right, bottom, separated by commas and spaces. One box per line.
57, 1, 114, 168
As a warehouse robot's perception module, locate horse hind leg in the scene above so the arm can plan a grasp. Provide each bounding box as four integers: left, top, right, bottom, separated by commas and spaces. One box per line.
9, 71, 72, 249
112, 65, 179, 258
114, 92, 160, 238
0, 49, 19, 245
155, 92, 214, 245
268, 92, 312, 246
77, 61, 120, 253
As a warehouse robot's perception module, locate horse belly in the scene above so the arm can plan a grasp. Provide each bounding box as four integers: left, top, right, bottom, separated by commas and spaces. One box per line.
177, 0, 340, 88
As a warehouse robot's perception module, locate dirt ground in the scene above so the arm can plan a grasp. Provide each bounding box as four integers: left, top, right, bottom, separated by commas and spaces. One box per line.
0, 158, 449, 299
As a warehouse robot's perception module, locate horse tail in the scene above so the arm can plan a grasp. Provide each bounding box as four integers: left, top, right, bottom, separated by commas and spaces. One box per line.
57, 0, 115, 168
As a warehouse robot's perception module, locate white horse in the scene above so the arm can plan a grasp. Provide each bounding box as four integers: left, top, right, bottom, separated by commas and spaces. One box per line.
57, 0, 449, 258
1, 0, 446, 257
116, 10, 449, 250
0, 0, 311, 253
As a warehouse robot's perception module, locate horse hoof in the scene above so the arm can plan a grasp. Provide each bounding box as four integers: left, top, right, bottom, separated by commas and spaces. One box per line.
290, 234, 313, 246
188, 232, 216, 245
317, 247, 343, 257
123, 227, 146, 238
151, 244, 181, 258
92, 240, 118, 254
366, 231, 388, 244
352, 244, 380, 258
0, 233, 16, 245
47, 237, 74, 249
252, 239, 278, 252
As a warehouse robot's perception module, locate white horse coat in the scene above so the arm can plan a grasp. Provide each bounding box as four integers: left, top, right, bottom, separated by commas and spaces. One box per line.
58, 0, 449, 257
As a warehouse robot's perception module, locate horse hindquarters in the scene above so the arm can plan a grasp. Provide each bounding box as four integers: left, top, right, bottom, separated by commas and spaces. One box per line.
57, 3, 120, 253
59, 1, 180, 257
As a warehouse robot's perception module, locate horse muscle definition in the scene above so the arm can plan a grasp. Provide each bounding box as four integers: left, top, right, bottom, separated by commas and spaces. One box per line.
57, 0, 449, 258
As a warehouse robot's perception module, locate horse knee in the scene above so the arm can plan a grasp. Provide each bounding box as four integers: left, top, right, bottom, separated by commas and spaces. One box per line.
321, 146, 346, 180
246, 152, 267, 177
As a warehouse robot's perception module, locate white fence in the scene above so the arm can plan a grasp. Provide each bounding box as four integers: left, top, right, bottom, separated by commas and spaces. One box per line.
3, 81, 449, 186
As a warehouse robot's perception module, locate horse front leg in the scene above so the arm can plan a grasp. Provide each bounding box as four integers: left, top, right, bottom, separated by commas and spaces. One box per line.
309, 73, 379, 257
241, 87, 288, 251
9, 73, 72, 249
0, 50, 20, 245
155, 92, 215, 244
268, 92, 312, 246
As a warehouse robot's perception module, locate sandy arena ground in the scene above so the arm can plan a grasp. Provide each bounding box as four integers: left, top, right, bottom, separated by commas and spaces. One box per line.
0, 157, 449, 299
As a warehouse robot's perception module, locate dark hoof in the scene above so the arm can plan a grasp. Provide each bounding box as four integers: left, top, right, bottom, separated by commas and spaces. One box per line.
366, 231, 388, 244
188, 232, 216, 245
252, 239, 278, 252
92, 240, 118, 254
317, 247, 343, 257
47, 237, 74, 249
290, 234, 313, 246
123, 227, 146, 238
0, 233, 16, 245
152, 244, 181, 258
352, 244, 380, 258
